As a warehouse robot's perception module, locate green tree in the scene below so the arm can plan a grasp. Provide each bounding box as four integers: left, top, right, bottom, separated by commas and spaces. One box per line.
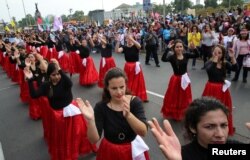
18, 14, 35, 27
204, 0, 218, 8
192, 4, 204, 10
220, 0, 243, 8
172, 0, 192, 13
71, 10, 84, 21
61, 14, 69, 22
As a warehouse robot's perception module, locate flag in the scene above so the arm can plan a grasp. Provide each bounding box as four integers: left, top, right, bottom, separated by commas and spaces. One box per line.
154, 12, 160, 20
53, 16, 63, 31
10, 20, 15, 27
37, 17, 43, 25
38, 24, 44, 32
4, 26, 10, 32
150, 11, 154, 18
44, 16, 50, 31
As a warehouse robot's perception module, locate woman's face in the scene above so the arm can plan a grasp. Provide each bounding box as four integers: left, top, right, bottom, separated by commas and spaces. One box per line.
49, 69, 61, 85
28, 54, 36, 63
81, 39, 87, 47
194, 109, 228, 148
174, 42, 184, 55
213, 47, 223, 60
107, 77, 126, 102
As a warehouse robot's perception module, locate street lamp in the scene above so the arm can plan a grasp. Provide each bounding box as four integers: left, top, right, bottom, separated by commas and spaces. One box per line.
21, 0, 29, 26
163, 0, 165, 22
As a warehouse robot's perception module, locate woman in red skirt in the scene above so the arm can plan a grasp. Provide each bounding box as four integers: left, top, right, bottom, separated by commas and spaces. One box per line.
202, 45, 238, 135
94, 35, 116, 88
76, 67, 150, 160
161, 39, 199, 121
115, 34, 148, 101
67, 34, 81, 75
25, 59, 96, 160
78, 38, 98, 86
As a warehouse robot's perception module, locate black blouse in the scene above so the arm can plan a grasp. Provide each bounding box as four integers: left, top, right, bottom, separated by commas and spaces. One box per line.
96, 44, 113, 57
205, 60, 238, 83
122, 45, 140, 62
28, 70, 73, 110
94, 97, 147, 144
78, 46, 90, 58
162, 48, 199, 75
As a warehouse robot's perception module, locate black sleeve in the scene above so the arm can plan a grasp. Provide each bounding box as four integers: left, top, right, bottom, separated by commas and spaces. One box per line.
59, 70, 72, 88
28, 79, 48, 98
226, 61, 238, 72
162, 48, 174, 62
130, 97, 147, 128
205, 60, 216, 71
9, 56, 17, 64
184, 48, 199, 59
94, 102, 104, 137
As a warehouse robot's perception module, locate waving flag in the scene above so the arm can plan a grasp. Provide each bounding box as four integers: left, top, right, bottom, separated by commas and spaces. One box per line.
53, 16, 63, 31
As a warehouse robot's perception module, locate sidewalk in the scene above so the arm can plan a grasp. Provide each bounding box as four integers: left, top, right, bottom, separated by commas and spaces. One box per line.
0, 142, 4, 160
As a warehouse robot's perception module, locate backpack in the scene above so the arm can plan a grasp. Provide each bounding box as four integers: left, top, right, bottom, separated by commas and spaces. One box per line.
163, 29, 170, 41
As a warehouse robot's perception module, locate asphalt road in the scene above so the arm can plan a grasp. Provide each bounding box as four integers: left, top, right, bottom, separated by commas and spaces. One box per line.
0, 52, 249, 160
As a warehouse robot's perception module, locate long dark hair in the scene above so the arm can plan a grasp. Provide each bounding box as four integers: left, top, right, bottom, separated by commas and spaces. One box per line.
102, 67, 131, 103
184, 97, 229, 140
211, 44, 227, 78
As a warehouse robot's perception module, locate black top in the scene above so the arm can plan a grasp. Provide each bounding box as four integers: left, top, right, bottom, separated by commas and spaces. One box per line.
55, 37, 64, 52
205, 60, 238, 83
122, 45, 140, 62
162, 48, 199, 75
96, 44, 112, 57
46, 38, 55, 49
182, 139, 243, 160
66, 42, 78, 52
28, 70, 73, 110
78, 45, 90, 58
94, 97, 147, 144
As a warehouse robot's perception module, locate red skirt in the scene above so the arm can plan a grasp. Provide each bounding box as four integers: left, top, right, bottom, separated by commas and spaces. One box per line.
57, 51, 69, 72
29, 81, 41, 120
3, 56, 10, 73
69, 51, 81, 74
19, 72, 30, 103
38, 96, 51, 142
79, 57, 99, 86
124, 62, 148, 101
26, 44, 32, 54
11, 64, 21, 84
161, 74, 192, 121
202, 81, 235, 135
40, 45, 48, 58
46, 48, 58, 61
98, 57, 116, 88
47, 100, 96, 160
97, 138, 150, 160
8, 62, 16, 80
0, 50, 3, 66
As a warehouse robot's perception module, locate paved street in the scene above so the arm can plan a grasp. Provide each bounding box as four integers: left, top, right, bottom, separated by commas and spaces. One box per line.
0, 52, 250, 160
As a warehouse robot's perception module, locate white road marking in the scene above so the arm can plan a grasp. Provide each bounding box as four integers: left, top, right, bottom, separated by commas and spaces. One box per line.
146, 90, 164, 99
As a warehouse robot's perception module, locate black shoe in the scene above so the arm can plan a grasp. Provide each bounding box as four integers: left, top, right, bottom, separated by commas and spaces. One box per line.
243, 79, 247, 83
145, 62, 151, 65
156, 64, 160, 67
232, 77, 238, 82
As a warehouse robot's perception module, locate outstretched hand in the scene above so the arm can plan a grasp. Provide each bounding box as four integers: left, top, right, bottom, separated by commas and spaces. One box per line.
148, 118, 182, 160
76, 98, 94, 121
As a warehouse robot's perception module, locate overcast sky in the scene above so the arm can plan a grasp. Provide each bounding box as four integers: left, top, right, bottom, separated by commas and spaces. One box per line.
1, 0, 204, 22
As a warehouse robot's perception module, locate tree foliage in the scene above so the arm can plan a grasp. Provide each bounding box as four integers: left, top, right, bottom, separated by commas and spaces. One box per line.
220, 0, 243, 8
18, 14, 35, 27
172, 0, 192, 12
204, 0, 218, 8
71, 10, 85, 21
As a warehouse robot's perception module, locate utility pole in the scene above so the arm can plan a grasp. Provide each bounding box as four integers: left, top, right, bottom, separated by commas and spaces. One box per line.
229, 0, 231, 9
21, 0, 29, 26
5, 0, 11, 22
181, 0, 184, 14
163, 0, 165, 22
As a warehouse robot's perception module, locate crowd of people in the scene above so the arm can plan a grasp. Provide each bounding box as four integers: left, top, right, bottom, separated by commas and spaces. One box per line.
0, 5, 250, 160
